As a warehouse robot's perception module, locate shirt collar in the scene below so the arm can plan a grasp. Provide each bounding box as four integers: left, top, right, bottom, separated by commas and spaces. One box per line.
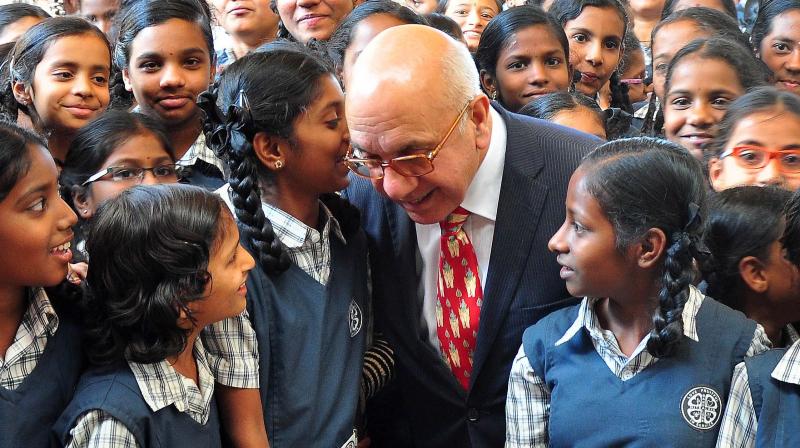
261, 200, 346, 248
128, 339, 216, 418
772, 339, 800, 385
176, 132, 206, 167
25, 287, 59, 338
555, 285, 704, 347
459, 107, 506, 222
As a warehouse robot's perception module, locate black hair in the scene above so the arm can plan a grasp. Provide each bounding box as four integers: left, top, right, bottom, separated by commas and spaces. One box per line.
643, 7, 749, 135
425, 13, 464, 41
619, 32, 643, 75
661, 0, 737, 20
701, 186, 791, 306
83, 184, 226, 365
519, 90, 603, 122
0, 4, 50, 38
111, 0, 215, 109
0, 17, 111, 123
0, 118, 47, 202
783, 188, 800, 266
664, 38, 769, 99
581, 137, 707, 358
707, 86, 800, 158
327, 0, 426, 75
751, 0, 800, 53
436, 0, 504, 14
549, 0, 629, 35
60, 110, 175, 218
610, 33, 644, 113
475, 5, 569, 109
199, 41, 360, 275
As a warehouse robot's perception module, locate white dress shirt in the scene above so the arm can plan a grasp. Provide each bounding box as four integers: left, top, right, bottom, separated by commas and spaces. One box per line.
416, 107, 507, 351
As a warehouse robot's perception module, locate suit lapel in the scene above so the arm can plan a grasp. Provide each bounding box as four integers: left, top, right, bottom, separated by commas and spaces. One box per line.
470, 107, 549, 387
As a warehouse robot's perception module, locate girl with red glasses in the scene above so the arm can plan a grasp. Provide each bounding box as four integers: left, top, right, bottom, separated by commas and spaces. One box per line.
708, 86, 800, 191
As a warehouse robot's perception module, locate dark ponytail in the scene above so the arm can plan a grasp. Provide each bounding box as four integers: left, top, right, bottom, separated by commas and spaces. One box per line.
199, 41, 358, 275
581, 137, 707, 357
608, 72, 632, 114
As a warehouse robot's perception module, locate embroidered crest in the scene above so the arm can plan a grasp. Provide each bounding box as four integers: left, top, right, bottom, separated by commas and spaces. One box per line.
681, 386, 722, 430
349, 299, 362, 338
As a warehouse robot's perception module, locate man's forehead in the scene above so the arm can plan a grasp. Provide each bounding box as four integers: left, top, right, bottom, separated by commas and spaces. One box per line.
348, 107, 441, 155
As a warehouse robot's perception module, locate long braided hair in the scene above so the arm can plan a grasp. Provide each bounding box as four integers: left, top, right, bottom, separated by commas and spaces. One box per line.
198, 41, 359, 275
581, 137, 708, 358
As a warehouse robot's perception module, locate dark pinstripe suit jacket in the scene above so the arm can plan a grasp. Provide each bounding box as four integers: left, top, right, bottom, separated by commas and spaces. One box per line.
345, 105, 600, 448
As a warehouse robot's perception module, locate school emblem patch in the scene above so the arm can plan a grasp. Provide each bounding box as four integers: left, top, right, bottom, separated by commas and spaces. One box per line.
681, 386, 722, 430
349, 299, 362, 338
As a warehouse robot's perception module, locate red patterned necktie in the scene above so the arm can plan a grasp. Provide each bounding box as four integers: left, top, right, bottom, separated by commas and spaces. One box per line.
436, 206, 482, 390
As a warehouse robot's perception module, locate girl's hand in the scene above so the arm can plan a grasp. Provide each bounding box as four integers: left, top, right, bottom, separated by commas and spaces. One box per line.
67, 262, 88, 285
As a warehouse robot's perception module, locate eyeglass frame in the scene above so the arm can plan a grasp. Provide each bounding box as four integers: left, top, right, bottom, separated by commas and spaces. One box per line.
719, 145, 800, 174
619, 78, 644, 85
81, 163, 181, 186
345, 100, 472, 180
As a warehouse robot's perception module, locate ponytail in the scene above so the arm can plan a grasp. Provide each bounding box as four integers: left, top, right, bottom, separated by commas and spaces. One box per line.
608, 72, 632, 114
109, 69, 134, 109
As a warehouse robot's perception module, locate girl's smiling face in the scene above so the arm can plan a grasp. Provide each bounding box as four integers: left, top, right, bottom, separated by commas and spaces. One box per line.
758, 9, 800, 96
0, 144, 78, 288
16, 33, 110, 137
486, 24, 571, 112
564, 5, 625, 97
664, 56, 744, 160
122, 18, 215, 127
444, 0, 501, 52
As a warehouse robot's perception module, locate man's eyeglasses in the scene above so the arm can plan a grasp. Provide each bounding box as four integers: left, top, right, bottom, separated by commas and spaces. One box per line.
82, 164, 180, 186
720, 145, 800, 174
345, 101, 471, 179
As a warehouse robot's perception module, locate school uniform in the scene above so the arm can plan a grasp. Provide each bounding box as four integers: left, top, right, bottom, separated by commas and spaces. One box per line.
716, 337, 800, 447
506, 286, 769, 447
0, 288, 83, 448
203, 189, 369, 448
54, 339, 220, 448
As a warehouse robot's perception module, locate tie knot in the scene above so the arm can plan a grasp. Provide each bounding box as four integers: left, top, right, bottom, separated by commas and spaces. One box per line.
440, 206, 470, 234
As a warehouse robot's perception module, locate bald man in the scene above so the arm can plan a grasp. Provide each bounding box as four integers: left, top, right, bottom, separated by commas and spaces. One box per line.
344, 25, 600, 447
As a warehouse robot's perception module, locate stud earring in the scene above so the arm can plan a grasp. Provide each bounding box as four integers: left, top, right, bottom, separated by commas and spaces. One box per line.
275, 160, 283, 169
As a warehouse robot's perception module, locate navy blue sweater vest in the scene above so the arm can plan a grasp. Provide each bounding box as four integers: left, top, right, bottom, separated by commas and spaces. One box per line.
523, 297, 756, 447
53, 364, 221, 447
0, 304, 82, 448
745, 348, 800, 447
246, 229, 370, 447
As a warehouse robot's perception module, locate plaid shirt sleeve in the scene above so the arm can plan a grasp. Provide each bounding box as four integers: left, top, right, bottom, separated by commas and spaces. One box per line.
505, 346, 549, 448
66, 410, 140, 448
201, 310, 260, 388
716, 362, 757, 448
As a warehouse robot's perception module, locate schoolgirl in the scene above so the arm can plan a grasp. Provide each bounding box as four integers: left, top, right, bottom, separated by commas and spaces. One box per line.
617, 33, 648, 106
0, 3, 49, 44
210, 0, 278, 72
506, 137, 769, 446
474, 5, 572, 113
59, 110, 179, 263
273, 0, 355, 44
199, 42, 369, 447
111, 0, 224, 190
1, 17, 111, 165
425, 12, 466, 43
663, 38, 769, 160
716, 189, 800, 447
518, 91, 607, 139
751, 0, 800, 97
0, 120, 80, 447
327, 0, 426, 89
54, 184, 255, 448
708, 86, 800, 191
701, 186, 800, 348
77, 0, 121, 37
436, 0, 502, 52
406, 0, 438, 14
548, 0, 627, 104
643, 7, 748, 135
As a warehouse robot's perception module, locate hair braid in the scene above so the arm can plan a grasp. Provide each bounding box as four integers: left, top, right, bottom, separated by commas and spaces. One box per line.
226, 140, 290, 274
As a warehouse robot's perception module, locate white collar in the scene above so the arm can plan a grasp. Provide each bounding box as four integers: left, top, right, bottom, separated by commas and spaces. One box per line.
772, 339, 800, 385
459, 107, 506, 221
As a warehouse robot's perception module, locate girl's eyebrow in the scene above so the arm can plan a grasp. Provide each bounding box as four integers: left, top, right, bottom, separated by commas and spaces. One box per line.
45, 60, 109, 71
566, 27, 593, 36
15, 182, 50, 206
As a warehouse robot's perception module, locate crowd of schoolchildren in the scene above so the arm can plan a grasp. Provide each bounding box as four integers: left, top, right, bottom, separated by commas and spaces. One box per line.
0, 0, 799, 446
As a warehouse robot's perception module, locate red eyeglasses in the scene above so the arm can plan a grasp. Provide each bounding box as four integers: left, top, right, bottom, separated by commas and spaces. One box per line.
720, 145, 800, 174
